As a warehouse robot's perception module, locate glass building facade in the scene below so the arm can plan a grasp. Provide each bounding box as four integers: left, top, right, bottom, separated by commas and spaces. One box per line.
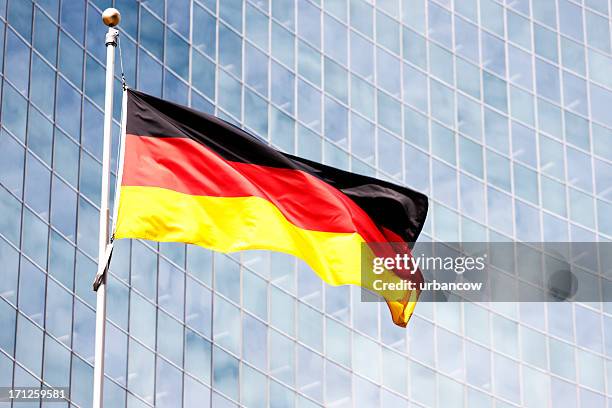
1, 0, 611, 406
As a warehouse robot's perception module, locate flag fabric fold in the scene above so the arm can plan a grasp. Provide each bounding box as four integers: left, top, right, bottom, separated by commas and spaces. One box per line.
115, 89, 428, 327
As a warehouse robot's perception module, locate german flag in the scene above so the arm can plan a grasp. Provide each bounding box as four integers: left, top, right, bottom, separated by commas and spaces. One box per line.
114, 89, 428, 327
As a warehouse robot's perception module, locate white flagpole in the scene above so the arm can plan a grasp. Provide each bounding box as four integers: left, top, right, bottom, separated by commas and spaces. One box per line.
93, 8, 121, 408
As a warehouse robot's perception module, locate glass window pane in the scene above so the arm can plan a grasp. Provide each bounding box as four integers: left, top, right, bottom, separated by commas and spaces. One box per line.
483, 72, 507, 112
594, 158, 612, 200
351, 74, 375, 120
272, 0, 295, 29
220, 0, 243, 32
5, 29, 30, 95
21, 209, 48, 268
540, 135, 565, 179
437, 328, 464, 378
403, 27, 426, 69
455, 0, 477, 22
186, 246, 212, 286
378, 92, 401, 136
514, 164, 539, 204
567, 147, 592, 191
156, 259, 184, 320
428, 2, 451, 47
219, 24, 242, 77
482, 30, 506, 76
405, 143, 429, 194
562, 37, 585, 75
298, 0, 320, 47
377, 48, 400, 96
494, 353, 520, 403
73, 299, 95, 362
2, 83, 28, 141
510, 85, 535, 126
507, 10, 531, 50
298, 40, 321, 86
298, 125, 322, 162
213, 346, 239, 400
272, 22, 295, 68
480, 0, 503, 36
432, 122, 456, 165
129, 292, 156, 349
569, 188, 594, 228
542, 176, 567, 217
0, 298, 16, 355
166, 29, 189, 80
185, 329, 211, 384
430, 42, 453, 86
534, 24, 558, 63
243, 313, 267, 370
155, 358, 183, 408
559, 0, 583, 42
127, 339, 155, 403
271, 61, 295, 113
297, 345, 323, 402
325, 57, 348, 103
43, 335, 70, 388
431, 79, 455, 125
242, 364, 267, 407
138, 49, 163, 97
140, 8, 163, 60
218, 69, 242, 120
326, 0, 347, 22
184, 375, 211, 407
324, 14, 347, 66
27, 106, 53, 169
166, 0, 189, 38
566, 111, 589, 151
563, 71, 587, 116
324, 97, 348, 146
271, 106, 295, 153
508, 45, 532, 90
454, 16, 478, 63
411, 362, 435, 406
533, 0, 557, 28
70, 354, 93, 408
59, 32, 83, 88
586, 11, 610, 53
487, 188, 512, 236
597, 199, 612, 236
376, 11, 399, 54
351, 0, 373, 37
246, 3, 268, 50
243, 269, 267, 321
156, 310, 183, 366
456, 58, 480, 99
1, 130, 25, 199
193, 4, 216, 58
459, 136, 483, 178
353, 332, 380, 382
15, 313, 43, 377
298, 302, 322, 351
326, 363, 351, 407
270, 286, 295, 336
269, 330, 295, 384
213, 295, 240, 355
7, 0, 32, 39
269, 329, 294, 385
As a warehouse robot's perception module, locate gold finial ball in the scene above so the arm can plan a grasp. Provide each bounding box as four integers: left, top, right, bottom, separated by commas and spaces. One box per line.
102, 8, 121, 27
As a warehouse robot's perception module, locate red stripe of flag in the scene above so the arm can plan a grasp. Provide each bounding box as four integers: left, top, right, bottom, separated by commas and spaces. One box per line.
122, 134, 389, 245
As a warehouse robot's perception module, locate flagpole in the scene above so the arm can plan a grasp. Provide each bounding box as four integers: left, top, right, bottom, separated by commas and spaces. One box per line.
93, 8, 120, 408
